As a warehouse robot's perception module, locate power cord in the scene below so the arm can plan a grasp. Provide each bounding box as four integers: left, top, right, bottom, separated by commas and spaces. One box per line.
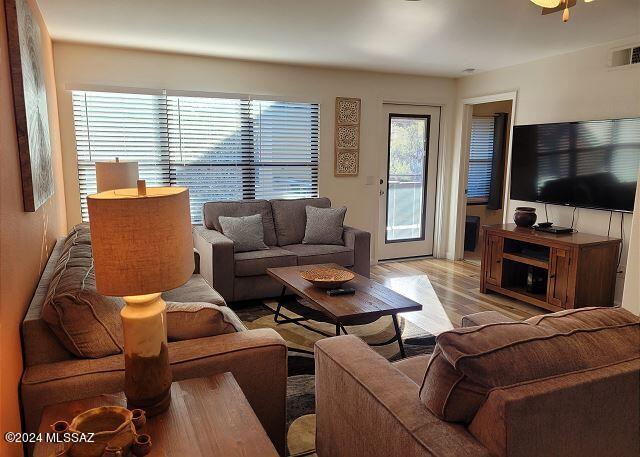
617, 212, 624, 270
607, 210, 613, 237
544, 203, 549, 223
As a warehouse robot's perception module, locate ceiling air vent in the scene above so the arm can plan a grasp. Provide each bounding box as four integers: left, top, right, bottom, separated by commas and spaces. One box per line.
610, 45, 640, 68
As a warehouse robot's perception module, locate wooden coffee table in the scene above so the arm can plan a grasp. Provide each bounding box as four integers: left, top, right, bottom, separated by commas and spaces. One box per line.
266, 263, 422, 358
33, 373, 278, 457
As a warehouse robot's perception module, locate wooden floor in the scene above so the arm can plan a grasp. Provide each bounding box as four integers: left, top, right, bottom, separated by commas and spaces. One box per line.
371, 258, 544, 335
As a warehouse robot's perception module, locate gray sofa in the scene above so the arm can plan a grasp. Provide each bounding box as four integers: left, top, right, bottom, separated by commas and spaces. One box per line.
20, 235, 288, 455
193, 197, 371, 302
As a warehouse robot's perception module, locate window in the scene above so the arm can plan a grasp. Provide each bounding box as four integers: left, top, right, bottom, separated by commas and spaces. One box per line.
73, 91, 170, 221
72, 90, 319, 222
467, 116, 495, 203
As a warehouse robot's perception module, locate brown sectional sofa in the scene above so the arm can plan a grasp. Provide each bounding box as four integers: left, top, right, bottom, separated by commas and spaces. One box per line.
315, 307, 640, 457
21, 234, 288, 455
193, 197, 371, 302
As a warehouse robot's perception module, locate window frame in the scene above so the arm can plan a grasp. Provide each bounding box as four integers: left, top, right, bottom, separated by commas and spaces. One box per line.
467, 115, 496, 205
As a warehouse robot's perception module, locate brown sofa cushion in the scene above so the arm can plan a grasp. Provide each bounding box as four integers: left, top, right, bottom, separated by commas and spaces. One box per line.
166, 301, 246, 341
270, 197, 331, 246
42, 235, 124, 359
467, 358, 640, 457
393, 354, 430, 385
419, 307, 640, 424
234, 247, 297, 277
202, 200, 277, 246
161, 275, 226, 305
284, 243, 354, 266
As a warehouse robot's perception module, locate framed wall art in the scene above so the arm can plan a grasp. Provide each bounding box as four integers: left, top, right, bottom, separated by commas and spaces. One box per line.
5, 0, 54, 212
334, 97, 360, 176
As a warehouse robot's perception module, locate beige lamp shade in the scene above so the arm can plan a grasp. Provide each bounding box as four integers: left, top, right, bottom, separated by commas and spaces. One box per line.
96, 160, 139, 192
87, 187, 194, 296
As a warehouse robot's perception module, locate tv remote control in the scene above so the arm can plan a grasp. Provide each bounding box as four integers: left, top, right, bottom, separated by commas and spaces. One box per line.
326, 287, 356, 296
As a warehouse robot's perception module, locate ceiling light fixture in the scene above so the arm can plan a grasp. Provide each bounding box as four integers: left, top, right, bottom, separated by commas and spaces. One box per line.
532, 0, 595, 23
531, 0, 561, 6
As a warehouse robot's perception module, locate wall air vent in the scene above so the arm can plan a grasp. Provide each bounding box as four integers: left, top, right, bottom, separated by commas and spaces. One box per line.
610, 45, 640, 68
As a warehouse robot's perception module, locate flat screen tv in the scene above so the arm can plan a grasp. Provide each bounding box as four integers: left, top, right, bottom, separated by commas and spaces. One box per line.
510, 118, 640, 212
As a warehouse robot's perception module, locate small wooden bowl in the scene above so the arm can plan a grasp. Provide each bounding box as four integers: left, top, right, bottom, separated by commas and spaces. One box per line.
300, 267, 355, 289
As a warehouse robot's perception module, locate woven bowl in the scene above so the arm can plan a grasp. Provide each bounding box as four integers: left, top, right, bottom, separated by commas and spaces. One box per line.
299, 267, 355, 289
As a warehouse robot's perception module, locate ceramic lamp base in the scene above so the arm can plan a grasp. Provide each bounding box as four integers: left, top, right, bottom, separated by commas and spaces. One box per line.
121, 293, 172, 417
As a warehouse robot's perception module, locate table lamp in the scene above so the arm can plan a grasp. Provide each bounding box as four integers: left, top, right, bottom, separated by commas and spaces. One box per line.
95, 158, 139, 192
87, 181, 194, 415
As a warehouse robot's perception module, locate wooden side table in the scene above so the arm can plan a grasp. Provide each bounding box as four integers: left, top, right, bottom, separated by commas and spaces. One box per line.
33, 372, 279, 457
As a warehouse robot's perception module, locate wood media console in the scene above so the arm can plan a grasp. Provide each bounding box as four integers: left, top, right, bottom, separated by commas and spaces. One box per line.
480, 224, 621, 312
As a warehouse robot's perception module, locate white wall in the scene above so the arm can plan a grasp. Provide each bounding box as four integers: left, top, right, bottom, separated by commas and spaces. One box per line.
52, 42, 458, 261
456, 36, 640, 304
622, 178, 640, 315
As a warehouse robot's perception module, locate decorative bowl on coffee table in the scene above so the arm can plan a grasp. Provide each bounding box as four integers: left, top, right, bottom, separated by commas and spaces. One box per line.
299, 267, 355, 289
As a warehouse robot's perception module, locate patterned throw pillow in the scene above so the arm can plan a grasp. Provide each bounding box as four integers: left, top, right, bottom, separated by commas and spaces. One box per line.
302, 206, 347, 245
218, 213, 269, 253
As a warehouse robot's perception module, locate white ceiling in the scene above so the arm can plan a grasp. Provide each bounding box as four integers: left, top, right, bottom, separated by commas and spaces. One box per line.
36, 0, 640, 77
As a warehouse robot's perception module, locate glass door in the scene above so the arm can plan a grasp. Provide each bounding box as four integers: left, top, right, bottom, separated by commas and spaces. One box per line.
378, 105, 440, 260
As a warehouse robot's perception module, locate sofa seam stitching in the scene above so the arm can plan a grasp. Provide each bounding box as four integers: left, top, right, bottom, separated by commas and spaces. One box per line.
449, 322, 639, 367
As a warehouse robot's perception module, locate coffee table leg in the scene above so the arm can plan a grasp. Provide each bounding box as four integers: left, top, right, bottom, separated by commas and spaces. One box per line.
273, 286, 287, 322
392, 315, 406, 358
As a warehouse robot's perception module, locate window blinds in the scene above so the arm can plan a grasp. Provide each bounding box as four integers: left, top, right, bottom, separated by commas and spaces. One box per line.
467, 116, 495, 202
73, 91, 170, 221
72, 90, 319, 222
250, 100, 319, 200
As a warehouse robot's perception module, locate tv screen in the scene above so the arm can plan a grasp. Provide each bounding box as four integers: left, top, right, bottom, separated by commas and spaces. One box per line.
510, 118, 640, 212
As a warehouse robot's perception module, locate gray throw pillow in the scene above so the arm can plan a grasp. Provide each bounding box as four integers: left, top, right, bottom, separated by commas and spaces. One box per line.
302, 206, 347, 245
218, 214, 269, 253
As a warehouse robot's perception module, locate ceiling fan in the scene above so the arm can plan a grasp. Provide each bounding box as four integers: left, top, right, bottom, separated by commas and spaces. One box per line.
531, 0, 595, 22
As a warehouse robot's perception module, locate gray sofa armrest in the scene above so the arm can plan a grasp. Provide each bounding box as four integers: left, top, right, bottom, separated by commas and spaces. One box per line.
193, 226, 235, 302
315, 335, 489, 457
343, 225, 371, 278
461, 311, 519, 328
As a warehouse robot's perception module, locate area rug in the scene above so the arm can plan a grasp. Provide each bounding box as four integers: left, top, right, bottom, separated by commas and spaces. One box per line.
233, 299, 436, 457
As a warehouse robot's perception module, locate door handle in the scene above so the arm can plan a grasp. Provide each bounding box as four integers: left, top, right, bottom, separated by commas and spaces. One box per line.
379, 190, 385, 196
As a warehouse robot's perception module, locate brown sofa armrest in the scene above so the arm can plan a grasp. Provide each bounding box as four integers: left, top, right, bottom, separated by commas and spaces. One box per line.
22, 329, 287, 456
461, 311, 519, 328
314, 335, 489, 457
169, 329, 287, 455
193, 226, 235, 302
343, 225, 371, 278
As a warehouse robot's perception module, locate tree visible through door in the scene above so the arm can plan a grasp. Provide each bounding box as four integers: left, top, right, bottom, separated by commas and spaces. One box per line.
386, 115, 429, 242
